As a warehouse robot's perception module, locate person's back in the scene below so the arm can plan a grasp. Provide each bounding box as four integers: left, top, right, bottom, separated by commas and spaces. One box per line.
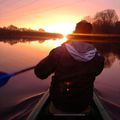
34, 41, 104, 113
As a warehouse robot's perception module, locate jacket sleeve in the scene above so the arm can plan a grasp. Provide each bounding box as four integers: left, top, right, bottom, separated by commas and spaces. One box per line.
34, 48, 59, 79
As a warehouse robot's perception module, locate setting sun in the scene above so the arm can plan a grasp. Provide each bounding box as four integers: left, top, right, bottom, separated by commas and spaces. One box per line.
44, 22, 75, 35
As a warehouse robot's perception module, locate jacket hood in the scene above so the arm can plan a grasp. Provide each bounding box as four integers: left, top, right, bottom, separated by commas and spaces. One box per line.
65, 42, 97, 62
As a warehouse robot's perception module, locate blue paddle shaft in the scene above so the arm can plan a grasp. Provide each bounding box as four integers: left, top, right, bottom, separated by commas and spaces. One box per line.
0, 66, 35, 87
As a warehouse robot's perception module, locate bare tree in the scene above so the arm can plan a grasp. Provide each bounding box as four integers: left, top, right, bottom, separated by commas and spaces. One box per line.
115, 21, 120, 34
93, 9, 119, 33
7, 25, 18, 31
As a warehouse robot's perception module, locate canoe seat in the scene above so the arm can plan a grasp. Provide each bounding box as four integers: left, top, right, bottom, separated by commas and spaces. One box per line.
53, 113, 87, 117
49, 102, 91, 117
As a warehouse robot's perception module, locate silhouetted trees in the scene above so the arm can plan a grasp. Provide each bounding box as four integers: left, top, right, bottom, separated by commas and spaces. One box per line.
0, 25, 44, 32
7, 25, 18, 31
0, 25, 63, 40
0, 9, 120, 35
75, 9, 120, 34
92, 9, 119, 34
114, 21, 120, 34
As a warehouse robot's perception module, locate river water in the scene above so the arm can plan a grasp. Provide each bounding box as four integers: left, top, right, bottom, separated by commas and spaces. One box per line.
0, 38, 120, 120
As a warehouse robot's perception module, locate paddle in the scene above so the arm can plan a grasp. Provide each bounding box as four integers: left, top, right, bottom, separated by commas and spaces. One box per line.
0, 66, 35, 87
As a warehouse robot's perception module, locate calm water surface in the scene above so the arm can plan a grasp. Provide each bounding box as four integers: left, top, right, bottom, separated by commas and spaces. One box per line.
0, 38, 120, 120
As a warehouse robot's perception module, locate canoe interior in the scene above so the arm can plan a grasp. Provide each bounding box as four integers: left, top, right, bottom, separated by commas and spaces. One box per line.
34, 97, 104, 120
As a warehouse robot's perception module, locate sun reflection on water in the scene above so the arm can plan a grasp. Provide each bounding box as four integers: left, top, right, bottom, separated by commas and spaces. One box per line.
51, 37, 67, 47
30, 37, 67, 49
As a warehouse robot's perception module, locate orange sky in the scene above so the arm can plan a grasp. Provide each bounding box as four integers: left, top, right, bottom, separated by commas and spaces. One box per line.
0, 0, 120, 34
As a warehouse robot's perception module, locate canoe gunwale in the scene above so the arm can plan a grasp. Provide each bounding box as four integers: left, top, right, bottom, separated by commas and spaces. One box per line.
27, 90, 49, 120
93, 93, 112, 120
27, 90, 112, 120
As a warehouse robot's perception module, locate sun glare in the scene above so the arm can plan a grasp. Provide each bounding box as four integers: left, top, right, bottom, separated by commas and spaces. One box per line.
44, 22, 75, 35
53, 37, 67, 46
31, 22, 73, 48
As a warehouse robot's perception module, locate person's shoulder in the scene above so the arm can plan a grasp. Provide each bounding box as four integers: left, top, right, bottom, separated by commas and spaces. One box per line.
48, 46, 65, 60
50, 45, 65, 54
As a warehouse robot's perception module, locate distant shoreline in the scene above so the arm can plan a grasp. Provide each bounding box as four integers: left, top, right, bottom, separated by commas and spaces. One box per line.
0, 29, 120, 42
0, 30, 63, 40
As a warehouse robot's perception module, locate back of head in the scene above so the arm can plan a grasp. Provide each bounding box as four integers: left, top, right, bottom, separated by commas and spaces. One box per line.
63, 20, 96, 62
74, 20, 92, 33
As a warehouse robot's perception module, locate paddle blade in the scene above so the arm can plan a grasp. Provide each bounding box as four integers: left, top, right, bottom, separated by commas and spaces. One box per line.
0, 72, 10, 87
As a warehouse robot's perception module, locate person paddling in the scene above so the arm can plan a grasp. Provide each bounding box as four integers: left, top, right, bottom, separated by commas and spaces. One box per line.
34, 22, 104, 113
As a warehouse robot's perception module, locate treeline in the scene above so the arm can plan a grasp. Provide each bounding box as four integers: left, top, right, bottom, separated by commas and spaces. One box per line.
74, 9, 120, 34
0, 25, 45, 32
0, 25, 63, 39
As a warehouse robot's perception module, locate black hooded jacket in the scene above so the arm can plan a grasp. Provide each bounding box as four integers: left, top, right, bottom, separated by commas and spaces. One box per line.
34, 42, 104, 112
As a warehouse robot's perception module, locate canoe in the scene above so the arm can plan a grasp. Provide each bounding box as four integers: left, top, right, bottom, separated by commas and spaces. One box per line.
27, 90, 112, 120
